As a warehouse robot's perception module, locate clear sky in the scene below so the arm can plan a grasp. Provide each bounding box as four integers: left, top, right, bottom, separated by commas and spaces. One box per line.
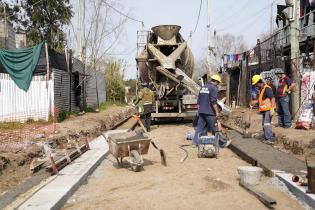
75, 0, 285, 79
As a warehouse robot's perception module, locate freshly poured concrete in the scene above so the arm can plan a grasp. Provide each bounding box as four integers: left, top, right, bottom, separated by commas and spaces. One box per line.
18, 135, 109, 210
227, 130, 306, 175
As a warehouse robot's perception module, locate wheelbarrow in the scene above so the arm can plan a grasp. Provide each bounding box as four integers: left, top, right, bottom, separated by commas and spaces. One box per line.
106, 130, 151, 172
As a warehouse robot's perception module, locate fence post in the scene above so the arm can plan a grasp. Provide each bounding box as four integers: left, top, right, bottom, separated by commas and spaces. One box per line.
257, 39, 262, 71
45, 41, 50, 84
95, 70, 100, 109
66, 49, 72, 112
82, 47, 87, 110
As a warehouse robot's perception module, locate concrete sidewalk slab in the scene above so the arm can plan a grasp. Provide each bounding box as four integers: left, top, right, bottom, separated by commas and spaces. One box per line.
227, 130, 306, 176
18, 135, 108, 210
277, 172, 315, 209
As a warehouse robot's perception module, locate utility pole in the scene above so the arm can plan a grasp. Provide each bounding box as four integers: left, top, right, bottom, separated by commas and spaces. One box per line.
77, 0, 82, 60
270, 0, 273, 34
290, 0, 300, 119
3, 5, 7, 49
207, 0, 215, 74
82, 0, 87, 109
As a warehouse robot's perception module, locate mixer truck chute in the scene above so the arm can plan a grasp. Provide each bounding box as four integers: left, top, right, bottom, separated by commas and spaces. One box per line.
136, 25, 200, 119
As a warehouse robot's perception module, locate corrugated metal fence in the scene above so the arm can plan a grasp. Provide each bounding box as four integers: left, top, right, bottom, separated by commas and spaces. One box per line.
0, 73, 54, 122
0, 62, 107, 122
86, 68, 106, 108
53, 69, 71, 113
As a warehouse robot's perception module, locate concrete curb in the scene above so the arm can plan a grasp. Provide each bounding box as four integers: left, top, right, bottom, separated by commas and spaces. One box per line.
17, 135, 109, 210
276, 172, 315, 209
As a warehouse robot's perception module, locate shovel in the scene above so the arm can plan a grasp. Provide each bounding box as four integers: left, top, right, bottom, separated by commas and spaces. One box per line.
132, 115, 167, 166
243, 107, 252, 138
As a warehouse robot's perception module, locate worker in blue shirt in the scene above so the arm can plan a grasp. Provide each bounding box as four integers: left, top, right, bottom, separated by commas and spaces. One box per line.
193, 75, 230, 148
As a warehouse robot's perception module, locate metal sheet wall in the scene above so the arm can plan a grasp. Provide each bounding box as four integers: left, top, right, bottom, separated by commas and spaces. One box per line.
0, 73, 54, 122
97, 71, 106, 103
53, 69, 81, 113
86, 69, 106, 108
72, 58, 85, 74
53, 69, 70, 113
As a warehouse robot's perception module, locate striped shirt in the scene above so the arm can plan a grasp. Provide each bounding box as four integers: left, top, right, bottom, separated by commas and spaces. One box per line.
276, 76, 292, 98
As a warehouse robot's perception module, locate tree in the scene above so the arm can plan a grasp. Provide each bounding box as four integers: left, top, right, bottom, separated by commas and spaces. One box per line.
258, 32, 273, 42
193, 34, 248, 79
125, 79, 137, 95
104, 59, 126, 102
74, 0, 127, 70
193, 57, 208, 81
0, 2, 24, 26
215, 34, 248, 62
3, 0, 73, 49
124, 78, 138, 103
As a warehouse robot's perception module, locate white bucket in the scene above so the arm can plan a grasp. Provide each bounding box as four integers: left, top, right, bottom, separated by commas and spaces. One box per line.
238, 166, 263, 186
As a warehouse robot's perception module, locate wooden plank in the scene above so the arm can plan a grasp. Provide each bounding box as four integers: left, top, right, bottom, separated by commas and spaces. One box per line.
46, 144, 88, 173
229, 143, 257, 166
239, 181, 277, 209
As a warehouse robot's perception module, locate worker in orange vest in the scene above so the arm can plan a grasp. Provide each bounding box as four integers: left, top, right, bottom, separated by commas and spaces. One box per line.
250, 75, 276, 145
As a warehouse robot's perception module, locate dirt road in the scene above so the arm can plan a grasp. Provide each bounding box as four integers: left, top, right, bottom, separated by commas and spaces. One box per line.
63, 124, 305, 210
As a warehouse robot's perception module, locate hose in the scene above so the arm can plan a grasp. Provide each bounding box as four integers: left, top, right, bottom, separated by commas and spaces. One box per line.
178, 144, 190, 163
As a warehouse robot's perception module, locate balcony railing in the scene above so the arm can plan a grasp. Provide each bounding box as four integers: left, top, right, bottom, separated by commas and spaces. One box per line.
300, 10, 315, 41
259, 9, 315, 51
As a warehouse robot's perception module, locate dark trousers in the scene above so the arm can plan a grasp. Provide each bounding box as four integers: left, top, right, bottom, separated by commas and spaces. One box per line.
75, 95, 83, 112
140, 104, 153, 132
193, 114, 228, 147
276, 96, 291, 127
262, 111, 273, 141
304, 4, 315, 26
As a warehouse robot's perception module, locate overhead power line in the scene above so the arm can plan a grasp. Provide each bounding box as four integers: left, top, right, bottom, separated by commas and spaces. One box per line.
235, 8, 269, 33
193, 0, 203, 33
104, 2, 144, 27
216, 1, 274, 32
215, 0, 252, 25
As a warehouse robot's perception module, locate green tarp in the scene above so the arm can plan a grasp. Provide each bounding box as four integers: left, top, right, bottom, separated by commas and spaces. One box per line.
0, 42, 44, 91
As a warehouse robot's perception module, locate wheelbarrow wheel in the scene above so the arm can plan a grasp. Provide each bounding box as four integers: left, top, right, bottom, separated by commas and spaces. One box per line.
130, 150, 142, 172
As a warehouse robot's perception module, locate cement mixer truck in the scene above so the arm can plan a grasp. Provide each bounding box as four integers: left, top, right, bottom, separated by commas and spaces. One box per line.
136, 25, 200, 120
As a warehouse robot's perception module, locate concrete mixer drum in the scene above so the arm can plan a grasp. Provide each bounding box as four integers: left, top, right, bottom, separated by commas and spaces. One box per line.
136, 25, 200, 119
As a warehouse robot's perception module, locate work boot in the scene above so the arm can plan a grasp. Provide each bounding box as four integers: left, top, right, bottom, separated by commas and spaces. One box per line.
224, 139, 232, 147
263, 140, 275, 145
220, 139, 231, 148
283, 125, 292, 129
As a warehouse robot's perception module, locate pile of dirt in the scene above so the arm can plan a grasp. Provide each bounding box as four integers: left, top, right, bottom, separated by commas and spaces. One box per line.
53, 106, 134, 139
222, 107, 315, 157
0, 144, 42, 194
0, 106, 134, 196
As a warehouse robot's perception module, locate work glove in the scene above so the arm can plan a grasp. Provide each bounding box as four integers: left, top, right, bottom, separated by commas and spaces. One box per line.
270, 108, 275, 116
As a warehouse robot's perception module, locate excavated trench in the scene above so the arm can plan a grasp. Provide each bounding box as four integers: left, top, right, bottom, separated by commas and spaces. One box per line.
0, 107, 134, 209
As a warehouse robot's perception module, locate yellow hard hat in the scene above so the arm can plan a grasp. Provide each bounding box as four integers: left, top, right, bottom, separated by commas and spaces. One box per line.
252, 75, 262, 85
211, 75, 222, 84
